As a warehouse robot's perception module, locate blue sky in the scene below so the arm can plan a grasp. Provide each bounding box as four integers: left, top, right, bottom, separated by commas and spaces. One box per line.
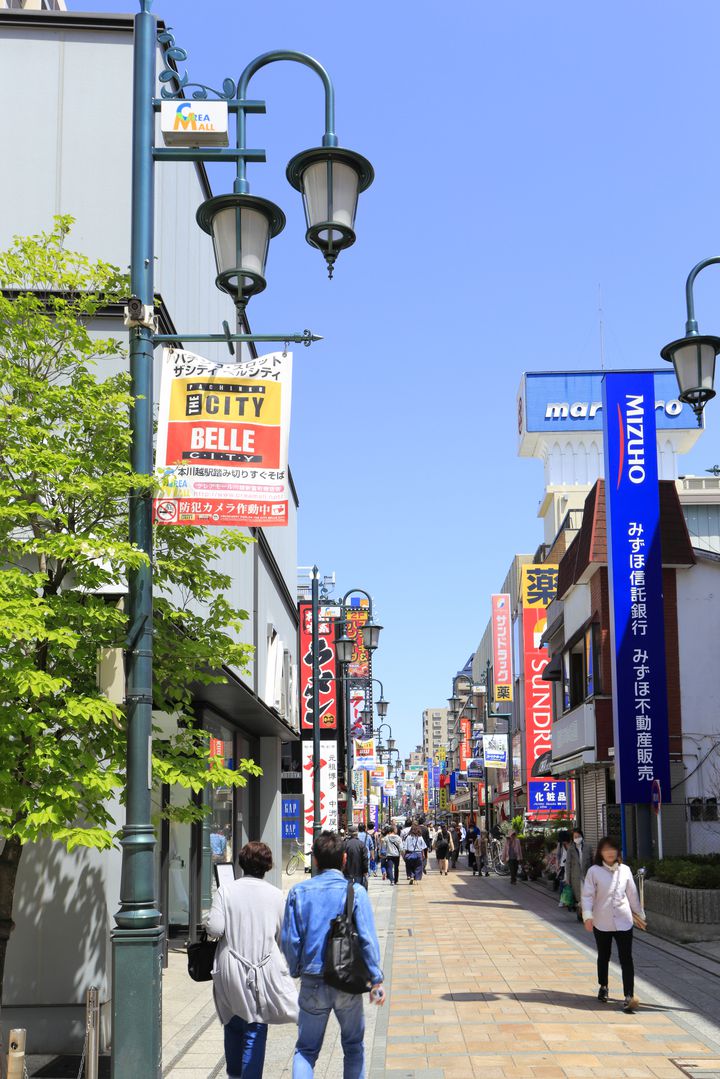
74, 0, 720, 757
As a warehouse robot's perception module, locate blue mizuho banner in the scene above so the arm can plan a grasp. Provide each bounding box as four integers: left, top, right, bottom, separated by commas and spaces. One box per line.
602, 372, 671, 805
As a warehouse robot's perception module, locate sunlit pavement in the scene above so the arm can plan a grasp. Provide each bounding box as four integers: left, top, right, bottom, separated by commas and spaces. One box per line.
374, 862, 720, 1079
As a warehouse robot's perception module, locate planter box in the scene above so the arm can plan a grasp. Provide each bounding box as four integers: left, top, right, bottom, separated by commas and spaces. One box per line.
644, 879, 720, 942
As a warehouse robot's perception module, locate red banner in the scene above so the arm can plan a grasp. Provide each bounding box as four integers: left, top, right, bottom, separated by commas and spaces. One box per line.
345, 608, 369, 678
299, 602, 337, 730
520, 565, 558, 812
491, 594, 513, 703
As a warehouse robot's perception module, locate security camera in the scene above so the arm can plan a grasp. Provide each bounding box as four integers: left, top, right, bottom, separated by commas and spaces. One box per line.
124, 295, 155, 329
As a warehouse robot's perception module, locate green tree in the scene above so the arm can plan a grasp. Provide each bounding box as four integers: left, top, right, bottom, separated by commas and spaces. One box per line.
0, 218, 259, 999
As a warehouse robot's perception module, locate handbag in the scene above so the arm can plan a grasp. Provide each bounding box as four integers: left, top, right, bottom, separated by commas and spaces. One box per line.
632, 911, 647, 931
187, 929, 217, 982
323, 881, 372, 995
560, 883, 574, 907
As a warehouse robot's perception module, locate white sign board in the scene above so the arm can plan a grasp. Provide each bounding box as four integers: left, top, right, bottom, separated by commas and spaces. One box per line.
482, 733, 509, 769
160, 100, 229, 147
301, 740, 338, 842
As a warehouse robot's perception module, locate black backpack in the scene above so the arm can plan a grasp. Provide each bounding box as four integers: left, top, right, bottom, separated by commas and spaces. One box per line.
323, 881, 372, 994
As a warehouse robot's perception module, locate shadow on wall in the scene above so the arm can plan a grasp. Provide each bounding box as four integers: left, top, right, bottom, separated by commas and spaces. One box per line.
2, 838, 118, 1054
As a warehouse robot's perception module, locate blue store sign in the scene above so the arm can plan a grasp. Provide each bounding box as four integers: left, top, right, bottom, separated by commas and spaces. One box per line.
602, 372, 671, 805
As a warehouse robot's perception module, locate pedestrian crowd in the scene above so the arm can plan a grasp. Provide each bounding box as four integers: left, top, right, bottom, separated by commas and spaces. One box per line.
200, 819, 646, 1077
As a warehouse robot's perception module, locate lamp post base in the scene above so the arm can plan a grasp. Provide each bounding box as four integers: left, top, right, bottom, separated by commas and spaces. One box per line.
111, 926, 164, 1079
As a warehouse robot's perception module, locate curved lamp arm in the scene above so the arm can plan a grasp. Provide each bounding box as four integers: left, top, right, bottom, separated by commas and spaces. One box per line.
685, 257, 720, 334
235, 49, 337, 193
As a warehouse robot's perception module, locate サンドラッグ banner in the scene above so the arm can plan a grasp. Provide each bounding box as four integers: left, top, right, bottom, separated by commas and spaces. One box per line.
154, 348, 292, 527
491, 594, 513, 703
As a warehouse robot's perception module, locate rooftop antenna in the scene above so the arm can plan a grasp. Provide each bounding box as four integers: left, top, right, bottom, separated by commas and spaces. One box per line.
598, 284, 605, 370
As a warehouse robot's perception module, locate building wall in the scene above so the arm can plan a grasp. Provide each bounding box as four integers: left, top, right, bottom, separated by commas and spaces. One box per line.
422, 707, 450, 762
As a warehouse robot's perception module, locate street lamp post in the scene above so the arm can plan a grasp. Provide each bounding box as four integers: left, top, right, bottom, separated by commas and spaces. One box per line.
337, 590, 381, 829
661, 257, 720, 423
117, 8, 373, 1074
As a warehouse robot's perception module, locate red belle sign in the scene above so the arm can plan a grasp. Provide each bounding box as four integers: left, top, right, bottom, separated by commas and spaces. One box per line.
299, 602, 337, 730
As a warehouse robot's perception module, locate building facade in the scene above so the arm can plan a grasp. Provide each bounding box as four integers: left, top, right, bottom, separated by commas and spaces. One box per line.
0, 9, 299, 1052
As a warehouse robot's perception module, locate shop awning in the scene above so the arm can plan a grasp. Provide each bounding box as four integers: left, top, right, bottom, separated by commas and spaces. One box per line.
193, 664, 300, 741
541, 654, 562, 681
550, 750, 597, 775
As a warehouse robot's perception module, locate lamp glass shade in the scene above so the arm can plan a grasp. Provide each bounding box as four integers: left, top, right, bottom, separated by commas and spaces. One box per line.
465, 704, 478, 721
361, 621, 382, 652
448, 696, 461, 711
196, 194, 285, 306
377, 697, 389, 718
387, 738, 396, 751
336, 633, 354, 665
668, 339, 717, 404
286, 147, 374, 277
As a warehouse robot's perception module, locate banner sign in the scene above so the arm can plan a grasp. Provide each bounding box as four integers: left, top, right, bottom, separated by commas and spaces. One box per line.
520, 564, 558, 810
602, 372, 671, 804
449, 771, 457, 796
423, 770, 429, 813
491, 594, 514, 703
346, 606, 370, 678
384, 778, 396, 794
348, 688, 367, 739
459, 718, 471, 770
481, 733, 509, 768
467, 758, 484, 781
298, 602, 337, 731
528, 779, 569, 813
438, 786, 448, 809
354, 737, 376, 770
370, 765, 386, 784
154, 348, 292, 528
301, 740, 338, 841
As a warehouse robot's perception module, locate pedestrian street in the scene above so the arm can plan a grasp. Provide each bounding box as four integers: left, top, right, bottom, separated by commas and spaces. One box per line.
116, 863, 720, 1078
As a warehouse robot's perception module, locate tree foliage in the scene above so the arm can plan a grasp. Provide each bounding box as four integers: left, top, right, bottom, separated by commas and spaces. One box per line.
0, 217, 260, 855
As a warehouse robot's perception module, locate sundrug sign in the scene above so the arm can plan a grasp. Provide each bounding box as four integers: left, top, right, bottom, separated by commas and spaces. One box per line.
161, 100, 229, 147
519, 370, 699, 438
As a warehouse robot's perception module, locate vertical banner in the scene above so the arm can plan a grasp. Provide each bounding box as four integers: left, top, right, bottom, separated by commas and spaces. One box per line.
353, 737, 376, 770
154, 348, 292, 527
459, 718, 471, 770
346, 606, 370, 678
301, 740, 338, 842
349, 688, 368, 738
521, 564, 558, 812
482, 733, 508, 769
298, 602, 337, 730
603, 373, 671, 804
422, 769, 429, 813
491, 594, 514, 703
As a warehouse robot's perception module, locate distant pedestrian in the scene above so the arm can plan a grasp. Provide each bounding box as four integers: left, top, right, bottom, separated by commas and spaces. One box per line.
434, 826, 451, 875
401, 817, 412, 840
378, 826, 390, 881
582, 836, 644, 1013
385, 825, 402, 885
281, 832, 385, 1077
343, 826, 369, 889
449, 824, 461, 869
358, 822, 376, 877
556, 830, 571, 906
402, 823, 426, 884
503, 830, 523, 885
208, 842, 298, 1078
418, 815, 431, 874
566, 828, 593, 921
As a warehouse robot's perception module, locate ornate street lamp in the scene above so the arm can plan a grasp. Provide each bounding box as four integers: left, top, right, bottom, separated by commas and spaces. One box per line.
361, 618, 383, 652
336, 629, 354, 665
287, 147, 374, 278
376, 696, 389, 718
661, 256, 720, 423
448, 695, 461, 712
196, 194, 286, 309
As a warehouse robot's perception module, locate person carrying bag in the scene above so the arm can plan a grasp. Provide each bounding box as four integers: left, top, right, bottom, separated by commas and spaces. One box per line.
323, 880, 373, 994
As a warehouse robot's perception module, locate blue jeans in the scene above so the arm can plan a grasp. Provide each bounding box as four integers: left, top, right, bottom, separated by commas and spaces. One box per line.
292, 975, 365, 1078
405, 852, 423, 880
224, 1014, 268, 1078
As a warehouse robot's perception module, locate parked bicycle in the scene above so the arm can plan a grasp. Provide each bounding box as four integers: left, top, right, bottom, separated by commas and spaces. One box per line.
285, 837, 310, 876
488, 835, 511, 876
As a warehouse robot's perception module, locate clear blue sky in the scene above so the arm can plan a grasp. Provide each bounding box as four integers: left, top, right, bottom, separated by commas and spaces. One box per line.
74, 0, 720, 759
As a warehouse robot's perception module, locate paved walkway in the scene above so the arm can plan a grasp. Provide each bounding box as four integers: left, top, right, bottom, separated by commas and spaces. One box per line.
28, 865, 720, 1077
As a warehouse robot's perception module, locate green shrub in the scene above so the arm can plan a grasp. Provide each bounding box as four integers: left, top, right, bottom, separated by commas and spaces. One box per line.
633, 854, 720, 889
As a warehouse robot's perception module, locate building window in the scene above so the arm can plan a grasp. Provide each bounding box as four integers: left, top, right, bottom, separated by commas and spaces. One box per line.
562, 625, 600, 712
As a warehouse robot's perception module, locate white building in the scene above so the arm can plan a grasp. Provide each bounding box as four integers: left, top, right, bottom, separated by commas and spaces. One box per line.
0, 8, 299, 1052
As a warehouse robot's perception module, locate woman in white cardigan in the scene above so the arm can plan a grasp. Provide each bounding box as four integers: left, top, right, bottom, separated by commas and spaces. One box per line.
581, 836, 645, 1013
207, 842, 298, 1077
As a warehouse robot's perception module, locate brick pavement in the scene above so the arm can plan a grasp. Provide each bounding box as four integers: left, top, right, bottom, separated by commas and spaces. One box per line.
378, 865, 720, 1079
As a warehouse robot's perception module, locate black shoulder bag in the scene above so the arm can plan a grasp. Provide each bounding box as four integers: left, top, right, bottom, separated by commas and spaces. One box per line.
187, 929, 217, 982
323, 881, 372, 994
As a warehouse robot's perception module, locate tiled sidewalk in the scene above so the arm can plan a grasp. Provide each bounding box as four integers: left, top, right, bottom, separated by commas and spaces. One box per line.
379, 867, 720, 1079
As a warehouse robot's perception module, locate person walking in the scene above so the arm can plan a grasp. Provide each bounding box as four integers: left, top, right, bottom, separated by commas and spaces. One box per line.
378, 826, 390, 881
343, 825, 369, 888
434, 825, 451, 875
207, 841, 298, 1078
358, 822, 376, 878
566, 827, 593, 921
449, 823, 461, 869
385, 825, 403, 885
582, 836, 645, 1013
503, 829, 523, 885
402, 823, 426, 884
281, 832, 385, 1078
556, 830, 571, 906
418, 815, 431, 874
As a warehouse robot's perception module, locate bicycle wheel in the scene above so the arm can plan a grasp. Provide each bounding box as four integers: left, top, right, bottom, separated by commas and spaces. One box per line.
286, 853, 300, 875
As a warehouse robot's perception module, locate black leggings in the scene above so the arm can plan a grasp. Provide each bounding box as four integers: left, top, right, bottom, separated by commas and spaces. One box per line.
593, 927, 634, 996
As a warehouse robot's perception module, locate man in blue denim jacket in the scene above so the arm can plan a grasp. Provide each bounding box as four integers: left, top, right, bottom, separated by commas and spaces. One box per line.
281, 832, 385, 1078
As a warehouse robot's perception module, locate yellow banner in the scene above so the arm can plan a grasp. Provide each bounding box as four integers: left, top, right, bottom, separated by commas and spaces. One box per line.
520, 564, 559, 608
168, 376, 282, 425
439, 787, 448, 809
